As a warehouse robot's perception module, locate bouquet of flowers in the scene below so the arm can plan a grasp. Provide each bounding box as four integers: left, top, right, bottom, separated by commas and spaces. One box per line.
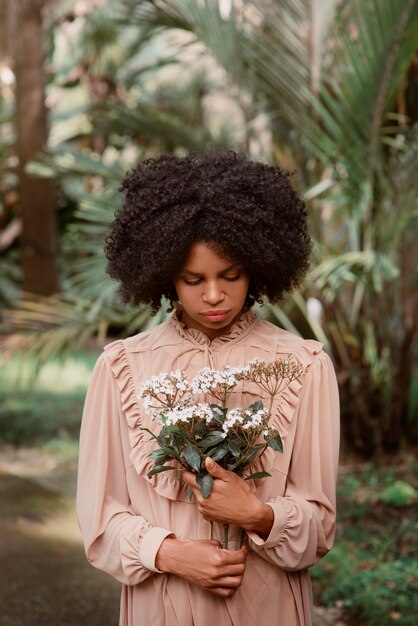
139, 358, 305, 500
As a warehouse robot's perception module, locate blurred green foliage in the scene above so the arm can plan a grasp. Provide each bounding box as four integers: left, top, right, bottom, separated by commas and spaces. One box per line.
0, 352, 96, 446
379, 480, 418, 507
312, 458, 418, 625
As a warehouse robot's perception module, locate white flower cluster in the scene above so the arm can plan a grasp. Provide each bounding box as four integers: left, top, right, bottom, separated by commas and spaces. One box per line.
139, 370, 190, 414
140, 370, 189, 396
222, 407, 269, 433
164, 402, 214, 426
191, 365, 249, 395
142, 396, 157, 415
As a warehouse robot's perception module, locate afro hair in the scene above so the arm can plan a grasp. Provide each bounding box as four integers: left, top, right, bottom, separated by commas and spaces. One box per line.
105, 149, 311, 311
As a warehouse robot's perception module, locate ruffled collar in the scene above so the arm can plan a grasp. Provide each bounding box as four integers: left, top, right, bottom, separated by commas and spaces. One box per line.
169, 306, 258, 347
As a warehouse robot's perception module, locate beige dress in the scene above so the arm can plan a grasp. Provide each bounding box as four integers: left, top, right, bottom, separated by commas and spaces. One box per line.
76, 310, 340, 626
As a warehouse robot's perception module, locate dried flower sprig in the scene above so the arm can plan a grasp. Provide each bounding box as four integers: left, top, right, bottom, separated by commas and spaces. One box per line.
139, 359, 305, 500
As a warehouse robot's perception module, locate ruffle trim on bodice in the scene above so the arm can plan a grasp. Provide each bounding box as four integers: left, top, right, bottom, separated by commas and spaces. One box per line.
104, 333, 323, 502
104, 340, 192, 503
243, 340, 322, 479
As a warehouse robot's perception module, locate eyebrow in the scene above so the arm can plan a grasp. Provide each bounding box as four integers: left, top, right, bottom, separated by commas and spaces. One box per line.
181, 264, 240, 276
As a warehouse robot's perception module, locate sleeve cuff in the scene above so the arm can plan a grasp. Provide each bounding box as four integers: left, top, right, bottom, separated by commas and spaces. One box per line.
139, 527, 175, 573
246, 501, 288, 549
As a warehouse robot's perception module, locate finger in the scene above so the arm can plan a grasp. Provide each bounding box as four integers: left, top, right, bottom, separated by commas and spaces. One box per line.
182, 471, 198, 488
214, 562, 246, 578
210, 587, 237, 597
205, 457, 230, 479
220, 547, 248, 564
208, 574, 244, 589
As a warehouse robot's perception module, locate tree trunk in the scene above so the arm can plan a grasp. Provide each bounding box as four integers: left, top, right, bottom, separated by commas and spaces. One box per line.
12, 0, 59, 295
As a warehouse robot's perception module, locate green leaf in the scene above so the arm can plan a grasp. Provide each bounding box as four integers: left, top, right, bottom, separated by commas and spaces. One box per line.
242, 444, 266, 464
171, 438, 180, 456
244, 471, 272, 481
173, 430, 188, 447
158, 412, 168, 425
209, 443, 229, 463
201, 473, 214, 499
248, 400, 264, 412
149, 446, 178, 464
149, 449, 170, 464
209, 404, 226, 425
147, 465, 177, 478
267, 434, 283, 453
227, 437, 243, 457
195, 419, 208, 437
198, 431, 226, 450
210, 403, 226, 415
157, 426, 170, 447
141, 427, 159, 441
195, 472, 214, 498
184, 444, 202, 473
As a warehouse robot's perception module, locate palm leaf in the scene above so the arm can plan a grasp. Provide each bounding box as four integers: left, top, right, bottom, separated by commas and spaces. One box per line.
27, 144, 125, 182
122, 0, 317, 137
307, 0, 418, 198
97, 101, 216, 150
0, 293, 161, 375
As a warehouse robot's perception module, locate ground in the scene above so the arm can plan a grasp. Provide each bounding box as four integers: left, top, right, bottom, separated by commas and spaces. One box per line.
0, 445, 120, 626
0, 444, 347, 626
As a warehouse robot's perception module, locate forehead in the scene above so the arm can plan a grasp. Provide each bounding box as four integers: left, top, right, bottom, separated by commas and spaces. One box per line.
182, 242, 237, 270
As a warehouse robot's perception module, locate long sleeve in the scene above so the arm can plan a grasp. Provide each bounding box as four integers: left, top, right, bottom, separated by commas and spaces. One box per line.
246, 351, 340, 571
76, 353, 173, 585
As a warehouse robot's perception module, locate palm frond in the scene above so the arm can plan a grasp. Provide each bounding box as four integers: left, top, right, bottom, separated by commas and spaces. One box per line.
0, 293, 164, 373
97, 101, 217, 150
26, 144, 125, 182
0, 250, 21, 307
122, 0, 316, 136
307, 0, 418, 197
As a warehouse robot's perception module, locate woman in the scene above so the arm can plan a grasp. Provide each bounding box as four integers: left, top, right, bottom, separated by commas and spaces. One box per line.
76, 150, 340, 626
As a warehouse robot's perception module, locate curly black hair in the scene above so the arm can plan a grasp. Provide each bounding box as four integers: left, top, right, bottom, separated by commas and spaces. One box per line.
105, 150, 311, 311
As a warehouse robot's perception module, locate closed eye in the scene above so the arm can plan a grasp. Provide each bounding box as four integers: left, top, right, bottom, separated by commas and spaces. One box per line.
183, 275, 240, 285
182, 278, 202, 286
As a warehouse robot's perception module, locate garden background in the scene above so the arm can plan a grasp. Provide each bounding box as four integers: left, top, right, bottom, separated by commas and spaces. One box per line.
0, 1, 417, 625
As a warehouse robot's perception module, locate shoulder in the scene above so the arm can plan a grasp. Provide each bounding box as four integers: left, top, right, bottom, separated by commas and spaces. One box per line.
252, 316, 324, 364
102, 316, 178, 361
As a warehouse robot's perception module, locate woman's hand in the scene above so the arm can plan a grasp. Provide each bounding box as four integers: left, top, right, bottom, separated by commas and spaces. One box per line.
155, 537, 248, 597
183, 458, 274, 536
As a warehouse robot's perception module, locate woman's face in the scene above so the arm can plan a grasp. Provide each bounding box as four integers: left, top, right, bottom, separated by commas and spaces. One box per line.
173, 241, 250, 340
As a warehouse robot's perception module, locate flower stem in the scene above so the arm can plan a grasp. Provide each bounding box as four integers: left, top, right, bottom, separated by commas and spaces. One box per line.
223, 523, 229, 550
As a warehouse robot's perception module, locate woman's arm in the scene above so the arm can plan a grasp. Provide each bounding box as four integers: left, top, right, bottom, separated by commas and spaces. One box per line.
184, 351, 340, 571
76, 354, 173, 586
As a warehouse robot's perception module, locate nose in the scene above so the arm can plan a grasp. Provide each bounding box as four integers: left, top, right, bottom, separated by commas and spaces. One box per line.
203, 280, 224, 305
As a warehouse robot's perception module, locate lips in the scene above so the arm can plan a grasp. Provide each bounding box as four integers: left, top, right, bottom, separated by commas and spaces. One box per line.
200, 309, 231, 322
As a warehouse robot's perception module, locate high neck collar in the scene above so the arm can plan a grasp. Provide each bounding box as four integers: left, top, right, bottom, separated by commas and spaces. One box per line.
169, 306, 258, 347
